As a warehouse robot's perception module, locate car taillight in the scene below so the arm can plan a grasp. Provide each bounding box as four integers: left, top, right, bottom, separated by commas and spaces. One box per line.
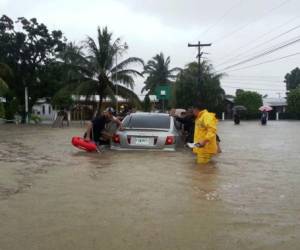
113, 134, 120, 144
165, 136, 175, 145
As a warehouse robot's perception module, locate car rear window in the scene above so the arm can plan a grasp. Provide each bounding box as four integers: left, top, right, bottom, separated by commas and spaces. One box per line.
123, 115, 171, 129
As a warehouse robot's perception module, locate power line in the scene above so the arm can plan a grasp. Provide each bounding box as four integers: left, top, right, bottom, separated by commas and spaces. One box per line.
216, 23, 300, 67
221, 85, 285, 91
222, 52, 300, 72
200, 0, 244, 37
222, 80, 285, 85
223, 76, 284, 81
217, 36, 300, 71
225, 75, 283, 78
213, 0, 293, 44
214, 14, 300, 62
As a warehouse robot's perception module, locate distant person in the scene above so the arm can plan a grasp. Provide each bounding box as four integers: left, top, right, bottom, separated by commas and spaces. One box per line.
62, 109, 69, 127
233, 111, 240, 125
192, 102, 219, 164
261, 111, 268, 125
216, 134, 222, 153
57, 109, 69, 127
84, 107, 122, 145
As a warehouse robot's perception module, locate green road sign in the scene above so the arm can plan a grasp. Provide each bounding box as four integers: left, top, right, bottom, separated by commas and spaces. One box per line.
155, 85, 171, 100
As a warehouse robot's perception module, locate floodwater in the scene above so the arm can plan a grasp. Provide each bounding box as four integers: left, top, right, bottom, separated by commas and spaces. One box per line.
0, 121, 300, 250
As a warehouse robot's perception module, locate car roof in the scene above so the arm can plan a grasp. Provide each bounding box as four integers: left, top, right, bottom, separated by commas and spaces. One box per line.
129, 112, 170, 117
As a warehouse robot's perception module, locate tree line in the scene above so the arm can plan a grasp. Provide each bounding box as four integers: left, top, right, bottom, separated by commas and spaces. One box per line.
1, 15, 300, 121
0, 15, 226, 121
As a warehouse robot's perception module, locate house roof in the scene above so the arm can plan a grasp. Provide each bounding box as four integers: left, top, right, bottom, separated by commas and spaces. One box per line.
263, 97, 287, 107
72, 95, 158, 102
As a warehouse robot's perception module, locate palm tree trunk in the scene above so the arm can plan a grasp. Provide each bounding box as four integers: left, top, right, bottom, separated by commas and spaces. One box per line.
97, 93, 103, 117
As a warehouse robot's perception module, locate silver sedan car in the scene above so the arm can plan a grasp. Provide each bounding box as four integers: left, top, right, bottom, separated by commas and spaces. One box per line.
111, 113, 182, 151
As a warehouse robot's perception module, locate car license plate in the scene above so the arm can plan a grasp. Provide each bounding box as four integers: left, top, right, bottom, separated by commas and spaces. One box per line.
133, 137, 153, 146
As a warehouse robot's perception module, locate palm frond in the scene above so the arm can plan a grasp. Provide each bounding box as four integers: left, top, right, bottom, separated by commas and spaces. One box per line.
0, 77, 8, 95
111, 69, 143, 79
113, 72, 135, 89
111, 57, 144, 73
85, 37, 99, 63
168, 67, 182, 74
75, 80, 99, 96
108, 83, 141, 107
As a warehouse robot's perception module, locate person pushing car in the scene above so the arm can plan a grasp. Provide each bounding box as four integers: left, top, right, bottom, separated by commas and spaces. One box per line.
85, 107, 122, 145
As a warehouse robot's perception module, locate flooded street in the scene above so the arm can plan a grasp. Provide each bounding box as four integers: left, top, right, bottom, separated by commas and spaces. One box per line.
0, 121, 300, 250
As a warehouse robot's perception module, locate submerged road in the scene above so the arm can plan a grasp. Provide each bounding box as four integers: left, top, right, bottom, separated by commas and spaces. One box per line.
0, 121, 299, 250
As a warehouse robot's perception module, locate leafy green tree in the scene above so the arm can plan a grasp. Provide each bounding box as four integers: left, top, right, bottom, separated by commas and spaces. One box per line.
0, 62, 12, 95
52, 88, 74, 110
174, 61, 225, 113
234, 90, 262, 117
37, 43, 84, 109
143, 95, 151, 112
142, 53, 181, 94
0, 102, 5, 118
0, 78, 7, 95
0, 15, 66, 121
235, 89, 244, 96
285, 67, 300, 90
3, 91, 19, 120
287, 87, 300, 117
57, 27, 143, 112
0, 63, 13, 119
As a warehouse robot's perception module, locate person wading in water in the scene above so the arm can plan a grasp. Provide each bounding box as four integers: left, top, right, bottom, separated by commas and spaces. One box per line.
192, 102, 219, 164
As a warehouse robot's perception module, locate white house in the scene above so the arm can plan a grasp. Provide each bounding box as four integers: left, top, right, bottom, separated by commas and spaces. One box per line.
263, 97, 287, 113
263, 97, 287, 120
32, 98, 57, 121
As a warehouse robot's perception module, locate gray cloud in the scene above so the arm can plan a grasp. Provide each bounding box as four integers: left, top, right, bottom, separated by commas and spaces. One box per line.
1, 0, 299, 97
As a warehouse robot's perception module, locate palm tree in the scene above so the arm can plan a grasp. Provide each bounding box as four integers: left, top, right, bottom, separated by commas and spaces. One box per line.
142, 52, 181, 94
57, 28, 144, 113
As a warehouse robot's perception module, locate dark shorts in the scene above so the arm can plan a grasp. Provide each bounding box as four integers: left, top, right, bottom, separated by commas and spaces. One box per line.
83, 132, 110, 145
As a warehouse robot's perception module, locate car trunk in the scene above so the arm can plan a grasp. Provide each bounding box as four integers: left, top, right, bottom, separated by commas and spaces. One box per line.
119, 129, 174, 149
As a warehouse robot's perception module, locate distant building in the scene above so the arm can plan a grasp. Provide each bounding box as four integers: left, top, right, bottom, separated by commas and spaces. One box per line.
263, 97, 287, 120
263, 97, 287, 112
32, 98, 57, 121
223, 96, 287, 120
224, 95, 235, 119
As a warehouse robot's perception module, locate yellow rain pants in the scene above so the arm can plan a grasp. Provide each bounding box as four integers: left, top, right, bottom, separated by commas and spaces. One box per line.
197, 153, 212, 164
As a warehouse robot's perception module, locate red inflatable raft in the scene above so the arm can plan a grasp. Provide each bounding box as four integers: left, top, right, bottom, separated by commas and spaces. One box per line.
71, 137, 97, 152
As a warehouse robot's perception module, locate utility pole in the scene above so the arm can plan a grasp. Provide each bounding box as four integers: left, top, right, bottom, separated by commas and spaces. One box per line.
188, 41, 212, 99
25, 86, 29, 124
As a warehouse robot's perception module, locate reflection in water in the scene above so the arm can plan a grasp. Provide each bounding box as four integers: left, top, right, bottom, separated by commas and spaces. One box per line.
0, 122, 300, 250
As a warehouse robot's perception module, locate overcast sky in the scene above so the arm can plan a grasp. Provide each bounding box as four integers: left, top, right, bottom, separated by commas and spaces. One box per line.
2, 0, 300, 98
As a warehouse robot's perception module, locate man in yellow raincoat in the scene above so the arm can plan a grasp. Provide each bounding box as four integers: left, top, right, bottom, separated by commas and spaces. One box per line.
192, 102, 218, 164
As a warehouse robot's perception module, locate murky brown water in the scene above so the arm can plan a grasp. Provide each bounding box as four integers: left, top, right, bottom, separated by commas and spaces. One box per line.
0, 121, 300, 250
